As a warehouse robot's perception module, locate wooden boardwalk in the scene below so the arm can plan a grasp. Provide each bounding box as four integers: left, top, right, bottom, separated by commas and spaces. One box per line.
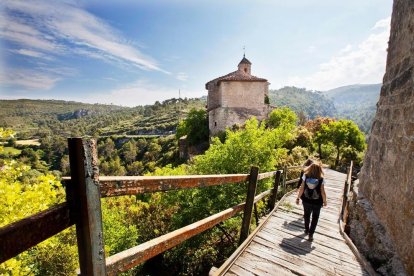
215, 169, 368, 276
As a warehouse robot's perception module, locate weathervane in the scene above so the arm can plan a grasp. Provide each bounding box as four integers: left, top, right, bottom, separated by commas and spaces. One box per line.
243, 46, 246, 58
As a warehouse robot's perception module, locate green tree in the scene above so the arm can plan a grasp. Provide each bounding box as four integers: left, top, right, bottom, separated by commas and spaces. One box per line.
305, 116, 335, 158
176, 108, 208, 145
121, 141, 137, 164
267, 107, 298, 129
317, 120, 366, 166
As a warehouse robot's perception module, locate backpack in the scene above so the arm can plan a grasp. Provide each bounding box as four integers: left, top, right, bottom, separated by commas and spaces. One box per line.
303, 177, 323, 200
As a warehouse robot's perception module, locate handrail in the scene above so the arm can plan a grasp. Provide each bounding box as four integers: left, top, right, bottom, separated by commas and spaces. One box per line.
105, 188, 273, 274
0, 137, 306, 274
0, 203, 74, 263
62, 174, 249, 198
337, 161, 377, 275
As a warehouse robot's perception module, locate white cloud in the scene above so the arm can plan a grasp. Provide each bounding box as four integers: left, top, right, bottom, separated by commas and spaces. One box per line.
10, 48, 52, 60
176, 72, 189, 81
0, 68, 60, 90
1, 0, 165, 72
286, 17, 391, 91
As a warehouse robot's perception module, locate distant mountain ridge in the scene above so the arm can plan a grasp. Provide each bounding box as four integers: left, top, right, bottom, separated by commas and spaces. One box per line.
0, 84, 380, 137
268, 86, 337, 118
269, 84, 381, 133
0, 98, 205, 138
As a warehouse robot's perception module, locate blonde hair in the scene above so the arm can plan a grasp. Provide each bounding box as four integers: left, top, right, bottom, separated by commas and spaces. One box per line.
304, 163, 324, 179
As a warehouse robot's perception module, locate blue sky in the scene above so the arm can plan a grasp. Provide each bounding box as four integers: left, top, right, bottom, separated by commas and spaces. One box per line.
0, 0, 392, 106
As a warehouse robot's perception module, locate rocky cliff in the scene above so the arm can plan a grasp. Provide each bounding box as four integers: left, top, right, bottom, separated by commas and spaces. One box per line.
351, 0, 414, 275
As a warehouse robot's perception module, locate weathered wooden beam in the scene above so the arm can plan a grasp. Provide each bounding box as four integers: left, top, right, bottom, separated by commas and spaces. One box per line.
268, 170, 282, 210
105, 202, 246, 275
282, 165, 288, 193
253, 189, 272, 204
0, 203, 73, 263
63, 174, 249, 197
257, 171, 276, 180
239, 166, 259, 245
67, 138, 106, 275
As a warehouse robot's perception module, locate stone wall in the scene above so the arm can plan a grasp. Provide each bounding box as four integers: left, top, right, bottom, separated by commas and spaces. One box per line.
219, 81, 268, 109
356, 0, 414, 274
209, 106, 271, 135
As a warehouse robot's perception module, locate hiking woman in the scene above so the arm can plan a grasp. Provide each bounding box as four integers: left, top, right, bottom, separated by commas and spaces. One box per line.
296, 159, 314, 189
295, 163, 327, 241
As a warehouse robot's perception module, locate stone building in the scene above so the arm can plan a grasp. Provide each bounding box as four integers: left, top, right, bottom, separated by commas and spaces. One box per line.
205, 56, 271, 135
348, 0, 414, 275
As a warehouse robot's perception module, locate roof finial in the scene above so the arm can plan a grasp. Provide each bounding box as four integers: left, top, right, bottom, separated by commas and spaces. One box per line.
243, 45, 246, 58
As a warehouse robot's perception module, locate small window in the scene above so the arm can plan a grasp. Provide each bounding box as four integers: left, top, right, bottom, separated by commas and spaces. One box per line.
244, 68, 247, 73
214, 122, 217, 127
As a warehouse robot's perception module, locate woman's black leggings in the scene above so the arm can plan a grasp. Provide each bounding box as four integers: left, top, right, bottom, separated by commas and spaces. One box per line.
303, 202, 322, 234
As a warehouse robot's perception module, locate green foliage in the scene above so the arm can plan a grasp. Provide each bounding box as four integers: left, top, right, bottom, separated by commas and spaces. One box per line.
268, 86, 336, 119
0, 98, 205, 139
176, 108, 208, 145
0, 159, 71, 274
316, 120, 366, 167
192, 117, 294, 175
101, 197, 139, 255
267, 107, 298, 129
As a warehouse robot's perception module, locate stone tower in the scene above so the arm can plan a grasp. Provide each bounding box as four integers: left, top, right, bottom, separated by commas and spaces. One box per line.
349, 0, 414, 274
205, 56, 271, 135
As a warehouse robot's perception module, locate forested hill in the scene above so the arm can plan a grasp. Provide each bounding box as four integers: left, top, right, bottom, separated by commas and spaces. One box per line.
0, 98, 205, 139
269, 84, 381, 133
322, 84, 381, 133
268, 86, 337, 118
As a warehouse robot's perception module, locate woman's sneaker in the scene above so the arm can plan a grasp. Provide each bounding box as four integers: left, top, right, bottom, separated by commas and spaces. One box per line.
308, 234, 314, 241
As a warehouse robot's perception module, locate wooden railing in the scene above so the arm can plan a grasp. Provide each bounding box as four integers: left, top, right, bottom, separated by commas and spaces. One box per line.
0, 138, 302, 275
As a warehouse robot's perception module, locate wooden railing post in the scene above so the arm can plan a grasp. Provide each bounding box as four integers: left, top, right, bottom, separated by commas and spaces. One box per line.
282, 165, 287, 194
268, 170, 282, 210
340, 161, 353, 222
239, 166, 259, 245
67, 138, 106, 275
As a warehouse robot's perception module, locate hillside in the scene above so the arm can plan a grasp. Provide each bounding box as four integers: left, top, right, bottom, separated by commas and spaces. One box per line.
322, 84, 381, 133
269, 86, 337, 118
0, 98, 205, 138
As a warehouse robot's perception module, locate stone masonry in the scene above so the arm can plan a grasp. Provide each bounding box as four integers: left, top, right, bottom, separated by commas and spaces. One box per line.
206, 56, 271, 135
354, 0, 414, 274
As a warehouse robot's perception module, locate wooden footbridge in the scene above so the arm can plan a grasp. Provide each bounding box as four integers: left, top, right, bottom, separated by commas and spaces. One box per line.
0, 138, 374, 275
212, 169, 370, 276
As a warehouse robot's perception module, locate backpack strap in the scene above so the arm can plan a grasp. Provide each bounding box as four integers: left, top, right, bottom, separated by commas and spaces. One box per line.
318, 178, 323, 185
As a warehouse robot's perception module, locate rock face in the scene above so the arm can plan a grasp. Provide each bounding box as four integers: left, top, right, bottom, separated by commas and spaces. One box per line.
356, 0, 414, 274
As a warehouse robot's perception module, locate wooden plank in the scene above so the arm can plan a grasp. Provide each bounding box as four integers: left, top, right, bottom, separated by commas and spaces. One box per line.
245, 244, 336, 276
257, 171, 276, 180
228, 264, 254, 276
239, 167, 259, 245
67, 138, 106, 275
0, 203, 74, 263
250, 242, 357, 276
268, 170, 281, 210
215, 191, 297, 276
251, 235, 364, 275
106, 201, 246, 274
236, 253, 296, 275
63, 174, 249, 197
253, 233, 362, 270
253, 189, 272, 204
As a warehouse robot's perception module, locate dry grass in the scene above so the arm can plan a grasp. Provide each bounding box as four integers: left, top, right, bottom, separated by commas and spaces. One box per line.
16, 139, 41, 146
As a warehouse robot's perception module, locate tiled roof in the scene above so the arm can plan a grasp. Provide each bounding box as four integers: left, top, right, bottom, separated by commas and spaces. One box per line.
239, 57, 252, 65
205, 70, 267, 89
